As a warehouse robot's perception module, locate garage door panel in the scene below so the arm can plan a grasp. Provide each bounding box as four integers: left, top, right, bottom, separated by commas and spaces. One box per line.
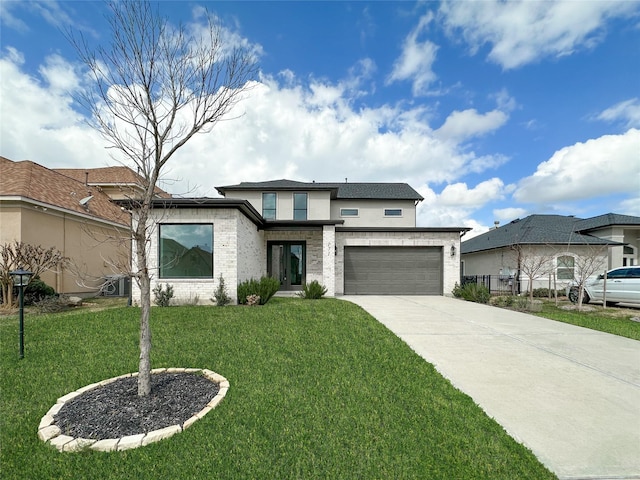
344, 246, 442, 295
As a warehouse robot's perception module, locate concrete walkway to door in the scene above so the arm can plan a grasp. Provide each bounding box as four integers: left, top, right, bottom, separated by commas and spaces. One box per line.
343, 295, 640, 480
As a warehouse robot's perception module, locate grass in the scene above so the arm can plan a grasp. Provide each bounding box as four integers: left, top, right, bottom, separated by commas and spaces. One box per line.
0, 298, 556, 480
534, 300, 640, 341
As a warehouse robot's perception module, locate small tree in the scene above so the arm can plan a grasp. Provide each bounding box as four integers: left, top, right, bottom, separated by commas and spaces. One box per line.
0, 241, 67, 307
511, 244, 555, 304
69, 1, 258, 396
571, 244, 608, 310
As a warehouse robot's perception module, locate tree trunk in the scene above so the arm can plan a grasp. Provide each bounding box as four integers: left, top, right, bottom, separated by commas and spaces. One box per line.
138, 271, 152, 396
135, 213, 152, 397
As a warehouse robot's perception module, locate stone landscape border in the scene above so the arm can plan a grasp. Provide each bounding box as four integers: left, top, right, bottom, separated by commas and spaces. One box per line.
38, 368, 229, 452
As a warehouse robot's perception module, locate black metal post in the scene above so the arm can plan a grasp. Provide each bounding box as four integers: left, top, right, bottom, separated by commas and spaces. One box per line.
18, 282, 24, 359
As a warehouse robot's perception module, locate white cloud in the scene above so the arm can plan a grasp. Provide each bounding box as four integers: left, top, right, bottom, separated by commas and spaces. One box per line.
596, 98, 640, 129
435, 108, 508, 141
1, 47, 508, 220
415, 179, 507, 229
438, 178, 506, 206
387, 12, 439, 95
493, 208, 528, 223
440, 0, 638, 69
514, 129, 640, 204
0, 49, 107, 167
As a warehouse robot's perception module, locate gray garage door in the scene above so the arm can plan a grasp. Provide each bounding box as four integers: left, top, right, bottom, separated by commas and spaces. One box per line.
344, 246, 443, 295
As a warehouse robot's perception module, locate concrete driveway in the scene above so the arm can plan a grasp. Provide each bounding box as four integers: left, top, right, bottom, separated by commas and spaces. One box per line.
343, 295, 640, 480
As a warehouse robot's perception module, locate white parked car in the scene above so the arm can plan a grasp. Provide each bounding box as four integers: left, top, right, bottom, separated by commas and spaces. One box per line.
567, 266, 640, 306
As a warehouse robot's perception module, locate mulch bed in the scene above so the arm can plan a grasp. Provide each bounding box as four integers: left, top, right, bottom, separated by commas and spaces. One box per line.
54, 373, 219, 440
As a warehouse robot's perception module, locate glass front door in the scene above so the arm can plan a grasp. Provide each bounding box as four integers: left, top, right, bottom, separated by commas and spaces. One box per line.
268, 242, 305, 290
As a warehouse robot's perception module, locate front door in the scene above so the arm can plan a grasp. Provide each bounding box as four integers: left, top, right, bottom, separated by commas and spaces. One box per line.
268, 242, 305, 290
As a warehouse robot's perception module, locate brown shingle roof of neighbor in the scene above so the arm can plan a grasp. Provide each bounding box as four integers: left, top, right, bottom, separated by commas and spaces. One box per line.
0, 156, 130, 226
54, 166, 172, 198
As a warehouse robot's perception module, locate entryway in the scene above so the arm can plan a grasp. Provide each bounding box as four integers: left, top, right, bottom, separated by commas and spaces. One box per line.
267, 242, 305, 291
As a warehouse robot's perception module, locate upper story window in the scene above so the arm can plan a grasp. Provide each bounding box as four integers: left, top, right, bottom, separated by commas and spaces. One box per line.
556, 255, 574, 280
262, 193, 276, 220
340, 208, 359, 217
159, 224, 213, 278
294, 193, 308, 220
384, 208, 403, 217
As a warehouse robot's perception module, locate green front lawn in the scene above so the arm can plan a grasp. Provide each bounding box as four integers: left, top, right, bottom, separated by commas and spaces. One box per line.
535, 301, 640, 341
0, 298, 555, 479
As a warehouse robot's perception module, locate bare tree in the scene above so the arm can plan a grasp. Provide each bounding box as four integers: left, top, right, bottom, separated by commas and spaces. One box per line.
69, 1, 258, 396
0, 242, 67, 307
511, 244, 555, 304
570, 244, 608, 311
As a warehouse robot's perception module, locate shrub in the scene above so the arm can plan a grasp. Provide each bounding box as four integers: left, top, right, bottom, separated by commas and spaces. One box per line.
532, 288, 559, 298
212, 274, 231, 306
24, 277, 56, 306
34, 294, 71, 314
453, 282, 490, 304
490, 295, 515, 307
237, 276, 280, 305
153, 283, 174, 307
297, 280, 327, 299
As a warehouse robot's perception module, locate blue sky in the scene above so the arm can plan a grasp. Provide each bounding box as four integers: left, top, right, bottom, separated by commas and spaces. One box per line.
1, 1, 639, 236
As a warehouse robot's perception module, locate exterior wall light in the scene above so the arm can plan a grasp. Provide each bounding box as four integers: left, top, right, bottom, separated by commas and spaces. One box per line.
450, 245, 456, 257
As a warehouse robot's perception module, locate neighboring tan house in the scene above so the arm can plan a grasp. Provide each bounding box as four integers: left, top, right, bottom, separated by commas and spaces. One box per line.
125, 179, 470, 304
461, 213, 638, 293
0, 156, 140, 296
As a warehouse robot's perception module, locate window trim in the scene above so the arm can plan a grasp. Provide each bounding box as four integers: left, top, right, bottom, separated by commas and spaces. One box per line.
384, 208, 403, 217
340, 208, 359, 217
158, 223, 214, 279
262, 192, 277, 220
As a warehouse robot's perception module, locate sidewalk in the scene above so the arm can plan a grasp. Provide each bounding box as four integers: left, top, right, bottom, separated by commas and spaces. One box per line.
343, 295, 640, 480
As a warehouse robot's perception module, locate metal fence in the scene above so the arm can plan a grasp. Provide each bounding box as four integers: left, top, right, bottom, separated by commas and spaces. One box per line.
461, 275, 521, 295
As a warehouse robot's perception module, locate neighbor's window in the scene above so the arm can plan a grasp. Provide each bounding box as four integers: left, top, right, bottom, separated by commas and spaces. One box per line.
340, 208, 359, 217
262, 193, 276, 220
293, 193, 308, 220
557, 255, 574, 280
384, 208, 403, 217
159, 224, 213, 278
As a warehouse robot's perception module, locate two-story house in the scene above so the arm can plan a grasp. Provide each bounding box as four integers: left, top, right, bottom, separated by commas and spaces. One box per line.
127, 179, 470, 304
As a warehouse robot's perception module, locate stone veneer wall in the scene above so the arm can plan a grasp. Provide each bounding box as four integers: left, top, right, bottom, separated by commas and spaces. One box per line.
334, 230, 461, 296
263, 229, 324, 287
131, 208, 263, 305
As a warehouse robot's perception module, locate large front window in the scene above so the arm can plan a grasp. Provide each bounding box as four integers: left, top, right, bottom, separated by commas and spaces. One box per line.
262, 193, 276, 219
294, 193, 308, 220
159, 224, 213, 278
557, 255, 574, 281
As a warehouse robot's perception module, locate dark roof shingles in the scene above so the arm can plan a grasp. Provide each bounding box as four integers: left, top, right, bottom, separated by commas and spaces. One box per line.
217, 179, 423, 201
461, 214, 624, 254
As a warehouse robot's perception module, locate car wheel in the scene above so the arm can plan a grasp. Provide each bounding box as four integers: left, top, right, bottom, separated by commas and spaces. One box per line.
568, 287, 590, 304
568, 287, 580, 303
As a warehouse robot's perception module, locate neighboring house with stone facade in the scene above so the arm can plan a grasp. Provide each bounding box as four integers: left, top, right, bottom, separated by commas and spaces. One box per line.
461, 213, 639, 293
125, 180, 470, 304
